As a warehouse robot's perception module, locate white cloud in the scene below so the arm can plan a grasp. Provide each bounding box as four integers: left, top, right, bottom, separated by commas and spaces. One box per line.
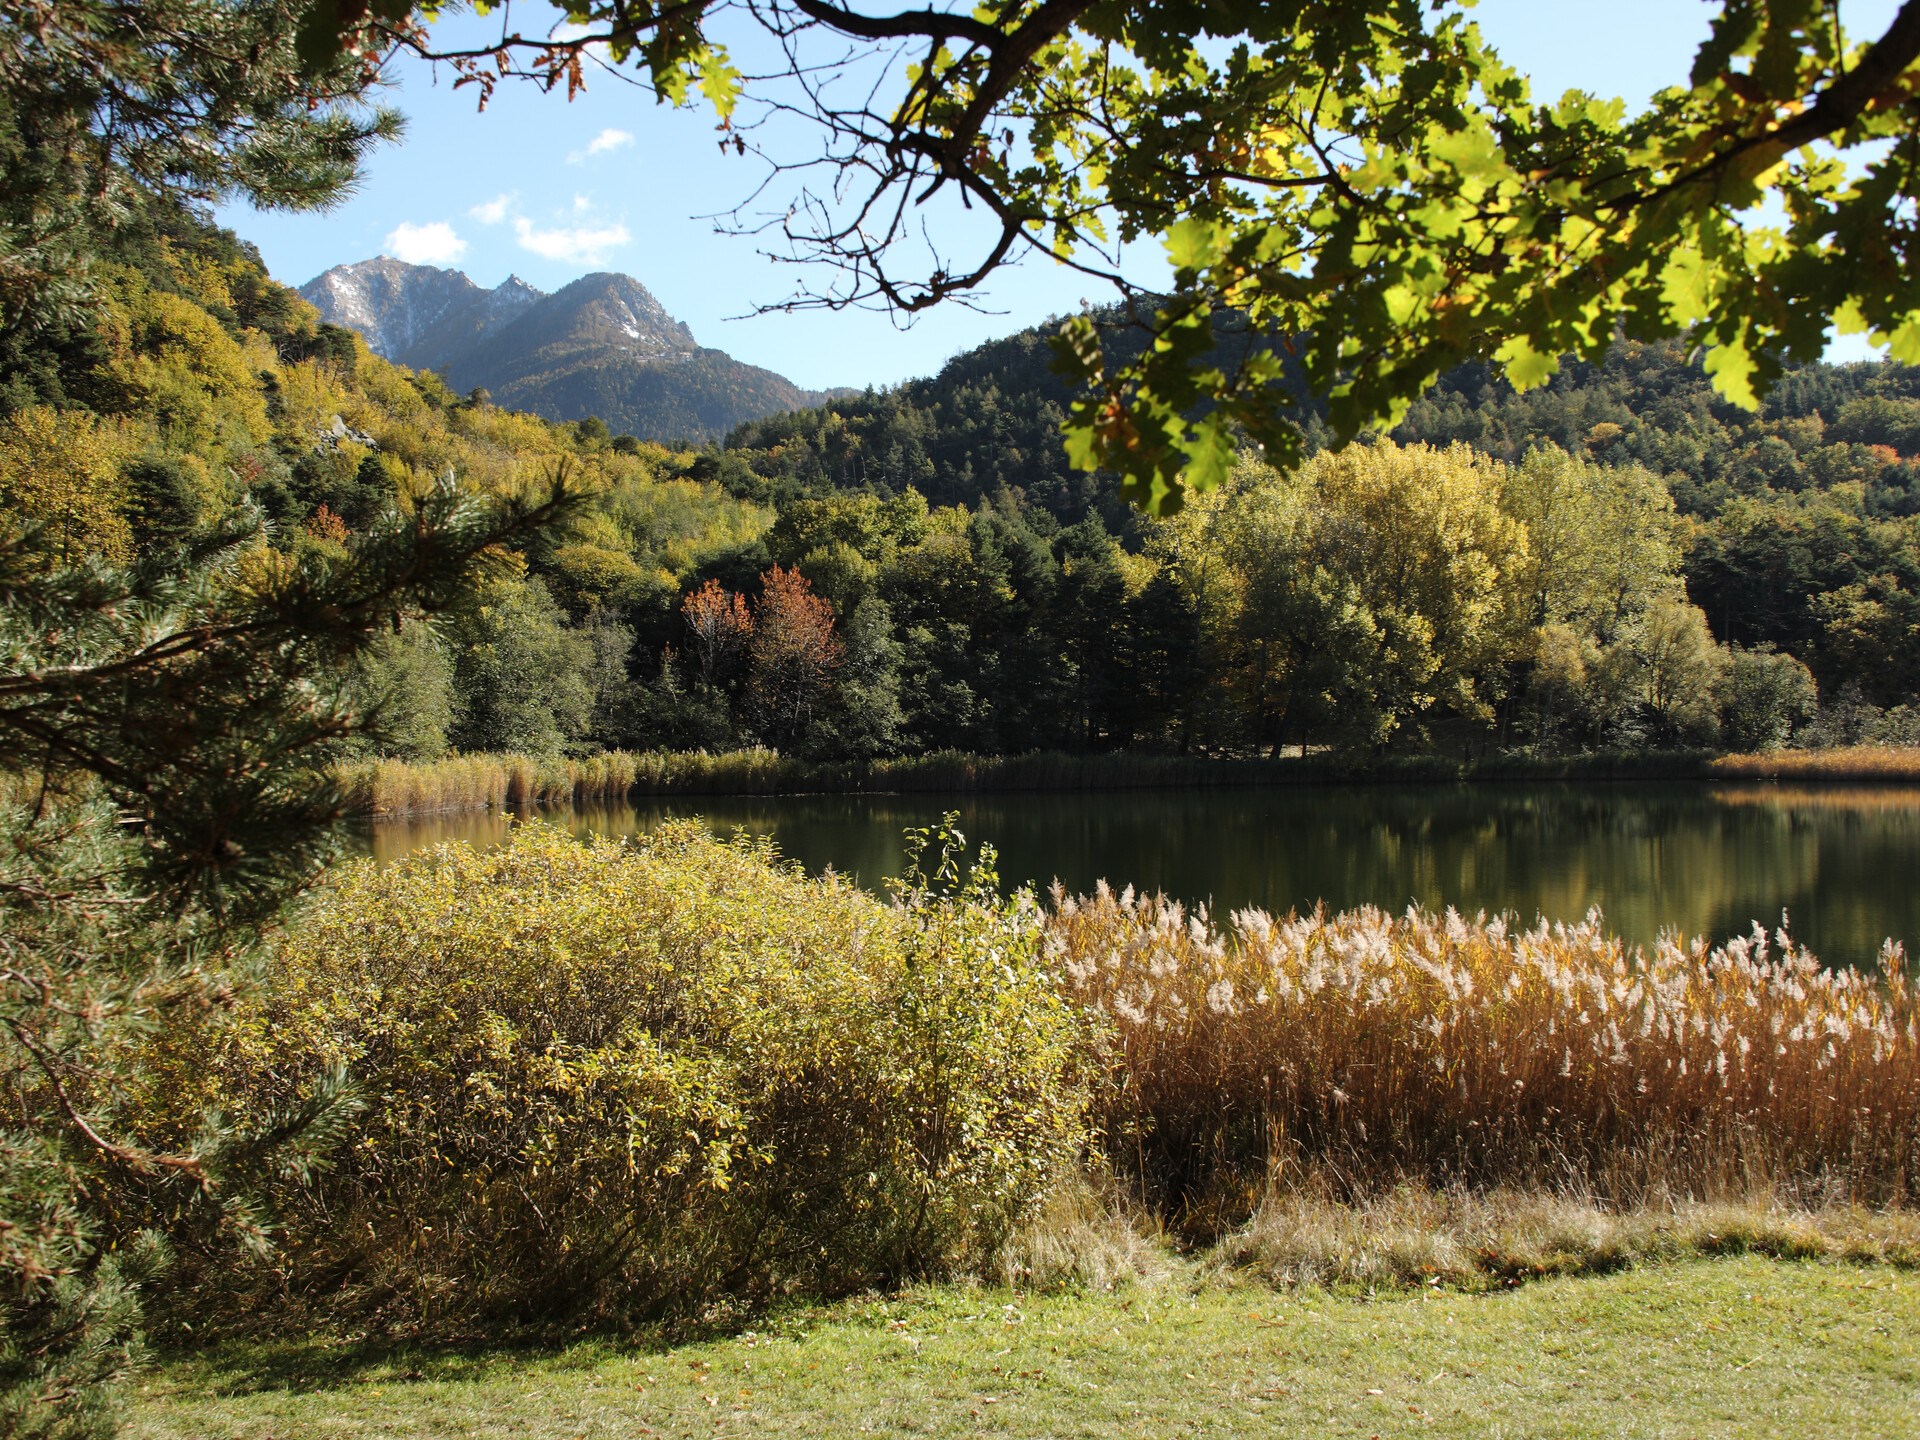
572, 193, 593, 214
548, 19, 612, 61
513, 216, 632, 265
383, 220, 467, 266
468, 193, 515, 226
568, 127, 634, 164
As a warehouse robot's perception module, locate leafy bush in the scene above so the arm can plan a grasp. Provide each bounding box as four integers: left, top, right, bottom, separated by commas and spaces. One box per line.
156, 822, 1086, 1326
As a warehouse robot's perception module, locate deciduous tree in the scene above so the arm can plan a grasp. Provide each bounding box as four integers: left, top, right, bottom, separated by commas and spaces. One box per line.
747, 566, 844, 748
0, 406, 133, 564
680, 577, 754, 691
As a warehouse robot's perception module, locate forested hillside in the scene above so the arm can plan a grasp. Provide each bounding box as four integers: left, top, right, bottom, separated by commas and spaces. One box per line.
717, 318, 1920, 746
730, 315, 1920, 521
0, 200, 771, 762
11, 200, 1920, 771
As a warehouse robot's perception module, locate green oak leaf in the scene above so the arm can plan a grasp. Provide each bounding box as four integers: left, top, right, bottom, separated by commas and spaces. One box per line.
1703, 330, 1762, 409
1495, 335, 1557, 391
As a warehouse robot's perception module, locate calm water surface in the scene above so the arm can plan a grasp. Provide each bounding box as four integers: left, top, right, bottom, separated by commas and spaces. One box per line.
349, 784, 1920, 968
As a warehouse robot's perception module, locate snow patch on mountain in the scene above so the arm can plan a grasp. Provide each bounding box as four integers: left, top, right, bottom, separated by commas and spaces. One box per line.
298, 257, 538, 364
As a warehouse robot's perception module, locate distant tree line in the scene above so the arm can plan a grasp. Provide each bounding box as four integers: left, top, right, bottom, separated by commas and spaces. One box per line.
7, 205, 1920, 769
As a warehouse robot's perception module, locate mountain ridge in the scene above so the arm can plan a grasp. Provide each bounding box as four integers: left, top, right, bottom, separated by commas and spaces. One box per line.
298, 257, 843, 442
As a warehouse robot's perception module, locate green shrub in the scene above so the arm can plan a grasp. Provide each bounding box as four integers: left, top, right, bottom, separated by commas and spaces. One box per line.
158, 822, 1087, 1327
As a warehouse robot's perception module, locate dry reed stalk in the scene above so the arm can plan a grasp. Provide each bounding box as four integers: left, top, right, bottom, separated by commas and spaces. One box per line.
1047, 886, 1920, 1211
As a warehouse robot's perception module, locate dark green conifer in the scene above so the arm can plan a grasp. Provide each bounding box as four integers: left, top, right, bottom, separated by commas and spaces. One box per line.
0, 7, 574, 1432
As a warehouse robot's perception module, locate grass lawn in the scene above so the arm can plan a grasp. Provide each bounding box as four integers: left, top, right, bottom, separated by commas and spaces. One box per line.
133, 1257, 1920, 1439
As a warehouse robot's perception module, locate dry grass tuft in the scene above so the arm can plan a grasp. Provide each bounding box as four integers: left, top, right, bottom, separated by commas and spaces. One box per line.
991, 1178, 1178, 1293
990, 1174, 1920, 1298
1213, 1182, 1920, 1289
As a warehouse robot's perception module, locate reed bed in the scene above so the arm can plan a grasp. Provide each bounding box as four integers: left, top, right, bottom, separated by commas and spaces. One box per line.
868, 749, 1302, 792
338, 752, 623, 814
336, 748, 1327, 815
337, 755, 512, 815
1712, 744, 1920, 781
1046, 886, 1920, 1217
339, 746, 1787, 817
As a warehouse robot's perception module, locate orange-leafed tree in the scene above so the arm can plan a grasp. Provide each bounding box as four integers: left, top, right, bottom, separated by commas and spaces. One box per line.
747, 566, 843, 749
303, 503, 350, 545
680, 578, 753, 691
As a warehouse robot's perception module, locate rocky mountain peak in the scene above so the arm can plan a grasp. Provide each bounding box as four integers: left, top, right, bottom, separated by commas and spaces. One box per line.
540, 272, 697, 360
295, 257, 839, 442
298, 257, 516, 362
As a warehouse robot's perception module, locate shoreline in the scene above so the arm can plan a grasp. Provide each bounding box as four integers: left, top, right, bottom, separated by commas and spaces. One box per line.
338, 744, 1920, 819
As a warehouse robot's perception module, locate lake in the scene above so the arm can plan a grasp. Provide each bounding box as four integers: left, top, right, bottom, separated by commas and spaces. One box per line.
350, 783, 1920, 969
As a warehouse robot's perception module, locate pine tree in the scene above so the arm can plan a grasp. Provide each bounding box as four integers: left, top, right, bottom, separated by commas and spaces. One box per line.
0, 0, 395, 344
0, 9, 571, 1432
0, 475, 576, 1436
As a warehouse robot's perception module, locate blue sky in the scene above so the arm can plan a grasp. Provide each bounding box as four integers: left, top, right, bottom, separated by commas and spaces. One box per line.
219, 1, 1898, 391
